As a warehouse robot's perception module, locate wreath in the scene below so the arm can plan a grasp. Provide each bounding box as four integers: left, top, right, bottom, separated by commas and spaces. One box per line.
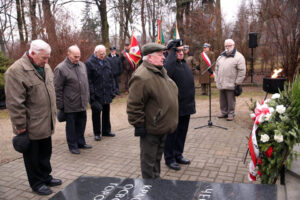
247, 75, 300, 184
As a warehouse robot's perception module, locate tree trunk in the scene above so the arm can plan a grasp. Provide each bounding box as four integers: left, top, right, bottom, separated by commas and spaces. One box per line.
95, 0, 109, 48
215, 0, 222, 54
141, 0, 146, 45
176, 0, 184, 38
29, 0, 37, 40
42, 0, 57, 44
16, 0, 25, 48
118, 1, 125, 49
20, 0, 28, 43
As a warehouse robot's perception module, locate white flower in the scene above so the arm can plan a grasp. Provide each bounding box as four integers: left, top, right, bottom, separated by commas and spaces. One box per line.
276, 105, 286, 114
271, 93, 280, 99
264, 113, 272, 121
269, 107, 274, 114
274, 134, 283, 143
260, 134, 270, 143
264, 99, 271, 104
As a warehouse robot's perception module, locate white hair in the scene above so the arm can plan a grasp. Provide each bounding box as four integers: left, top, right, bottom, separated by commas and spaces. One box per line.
142, 52, 157, 61
94, 45, 106, 53
224, 39, 235, 45
29, 39, 51, 54
142, 56, 148, 61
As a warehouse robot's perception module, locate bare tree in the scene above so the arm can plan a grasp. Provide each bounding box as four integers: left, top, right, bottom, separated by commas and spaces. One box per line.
257, 0, 300, 80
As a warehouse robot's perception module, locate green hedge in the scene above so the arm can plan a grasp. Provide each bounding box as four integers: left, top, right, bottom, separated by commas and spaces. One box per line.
0, 53, 13, 102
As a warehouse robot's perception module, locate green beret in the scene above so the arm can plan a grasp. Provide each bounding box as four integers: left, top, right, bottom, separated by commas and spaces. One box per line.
141, 43, 166, 56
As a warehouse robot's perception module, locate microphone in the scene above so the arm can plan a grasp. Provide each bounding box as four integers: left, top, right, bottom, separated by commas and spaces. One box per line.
220, 50, 226, 55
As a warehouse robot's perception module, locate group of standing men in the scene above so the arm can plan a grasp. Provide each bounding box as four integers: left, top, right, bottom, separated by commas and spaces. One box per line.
127, 39, 246, 179
4, 40, 121, 195
4, 37, 246, 195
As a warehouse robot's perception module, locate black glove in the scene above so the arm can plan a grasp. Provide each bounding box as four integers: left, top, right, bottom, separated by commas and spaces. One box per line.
91, 101, 103, 111
134, 126, 147, 137
57, 109, 66, 122
234, 85, 242, 96
208, 67, 213, 74
167, 39, 184, 50
196, 66, 200, 71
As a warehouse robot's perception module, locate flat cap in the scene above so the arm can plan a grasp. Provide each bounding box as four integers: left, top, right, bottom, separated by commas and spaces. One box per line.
141, 43, 166, 56
12, 132, 30, 153
203, 43, 211, 48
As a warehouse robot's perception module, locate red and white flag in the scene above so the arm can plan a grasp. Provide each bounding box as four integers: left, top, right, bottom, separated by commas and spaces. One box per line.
125, 32, 141, 70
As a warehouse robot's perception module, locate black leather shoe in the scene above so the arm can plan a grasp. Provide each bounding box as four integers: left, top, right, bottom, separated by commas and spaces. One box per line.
94, 135, 101, 141
102, 132, 115, 137
176, 157, 191, 165
33, 185, 53, 195
166, 162, 181, 171
79, 144, 92, 149
46, 178, 62, 187
69, 149, 80, 154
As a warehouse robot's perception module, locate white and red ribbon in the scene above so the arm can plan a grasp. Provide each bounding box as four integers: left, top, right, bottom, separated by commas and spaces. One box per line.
248, 102, 271, 181
201, 52, 211, 67
123, 50, 135, 70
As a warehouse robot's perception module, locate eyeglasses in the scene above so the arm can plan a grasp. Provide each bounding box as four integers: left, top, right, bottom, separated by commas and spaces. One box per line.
225, 45, 233, 48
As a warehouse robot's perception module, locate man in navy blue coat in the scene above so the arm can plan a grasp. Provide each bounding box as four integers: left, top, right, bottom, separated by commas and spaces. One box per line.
85, 45, 116, 141
164, 39, 196, 171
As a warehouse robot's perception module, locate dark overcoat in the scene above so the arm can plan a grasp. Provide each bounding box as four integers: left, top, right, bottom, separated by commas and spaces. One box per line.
85, 54, 115, 105
164, 49, 196, 117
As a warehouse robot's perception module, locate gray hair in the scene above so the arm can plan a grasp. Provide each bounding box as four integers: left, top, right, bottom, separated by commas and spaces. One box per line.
94, 45, 106, 53
224, 39, 235, 45
29, 39, 51, 54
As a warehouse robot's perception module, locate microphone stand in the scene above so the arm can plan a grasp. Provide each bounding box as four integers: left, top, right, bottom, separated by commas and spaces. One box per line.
195, 54, 227, 130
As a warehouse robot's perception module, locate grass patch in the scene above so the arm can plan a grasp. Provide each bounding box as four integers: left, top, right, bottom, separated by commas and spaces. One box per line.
0, 109, 9, 119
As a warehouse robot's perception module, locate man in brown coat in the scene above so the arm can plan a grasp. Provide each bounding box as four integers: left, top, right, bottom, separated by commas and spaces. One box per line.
5, 39, 61, 195
127, 43, 178, 179
198, 43, 215, 95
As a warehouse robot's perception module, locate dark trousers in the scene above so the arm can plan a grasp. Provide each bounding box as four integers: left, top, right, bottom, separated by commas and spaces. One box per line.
219, 89, 236, 117
65, 111, 87, 150
164, 115, 190, 164
23, 137, 52, 190
92, 104, 111, 136
140, 134, 166, 179
114, 76, 119, 92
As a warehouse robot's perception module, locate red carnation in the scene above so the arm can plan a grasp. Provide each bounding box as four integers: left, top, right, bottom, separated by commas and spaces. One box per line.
258, 159, 262, 165
265, 146, 273, 158
257, 171, 262, 176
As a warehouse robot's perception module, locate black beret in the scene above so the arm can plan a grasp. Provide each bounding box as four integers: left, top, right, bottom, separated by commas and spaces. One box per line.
141, 43, 166, 56
12, 132, 30, 153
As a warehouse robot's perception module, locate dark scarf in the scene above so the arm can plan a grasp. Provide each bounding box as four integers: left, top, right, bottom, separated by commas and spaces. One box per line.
26, 51, 45, 79
222, 48, 237, 58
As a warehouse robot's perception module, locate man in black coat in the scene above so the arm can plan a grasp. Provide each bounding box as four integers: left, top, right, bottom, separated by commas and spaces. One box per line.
164, 39, 196, 171
108, 47, 123, 95
85, 45, 116, 141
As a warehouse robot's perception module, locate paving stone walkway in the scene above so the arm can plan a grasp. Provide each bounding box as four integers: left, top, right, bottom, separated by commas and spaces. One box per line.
0, 116, 264, 200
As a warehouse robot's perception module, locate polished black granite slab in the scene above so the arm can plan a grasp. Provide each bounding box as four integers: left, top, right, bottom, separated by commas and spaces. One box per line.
50, 176, 277, 200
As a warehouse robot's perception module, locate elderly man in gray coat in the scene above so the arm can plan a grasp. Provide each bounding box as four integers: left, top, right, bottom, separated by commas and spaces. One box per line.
54, 45, 92, 154
215, 39, 246, 121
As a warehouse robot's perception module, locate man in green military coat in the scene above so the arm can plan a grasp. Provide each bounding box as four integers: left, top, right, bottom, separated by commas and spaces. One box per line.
198, 43, 215, 95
